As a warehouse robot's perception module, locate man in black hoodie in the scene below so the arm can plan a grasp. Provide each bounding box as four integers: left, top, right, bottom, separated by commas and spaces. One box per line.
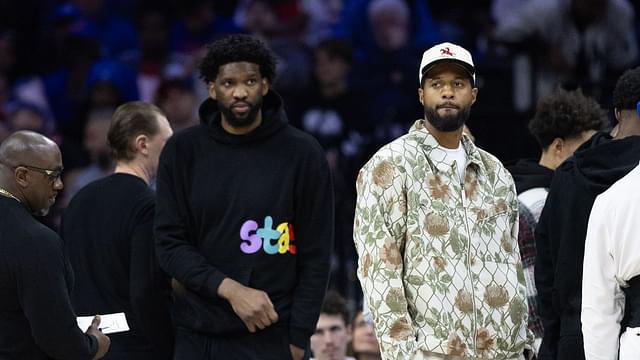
507, 89, 607, 354
155, 35, 334, 360
535, 67, 640, 359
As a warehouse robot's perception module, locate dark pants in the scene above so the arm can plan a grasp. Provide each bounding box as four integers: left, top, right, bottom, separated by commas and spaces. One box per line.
556, 335, 584, 360
173, 326, 310, 360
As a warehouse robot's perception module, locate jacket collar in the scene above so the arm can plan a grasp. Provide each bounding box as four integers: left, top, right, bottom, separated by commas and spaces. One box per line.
409, 119, 484, 175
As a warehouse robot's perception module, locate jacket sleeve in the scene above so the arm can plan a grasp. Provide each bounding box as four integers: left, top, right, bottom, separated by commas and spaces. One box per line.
129, 197, 174, 360
154, 139, 227, 300
288, 143, 335, 349
17, 233, 98, 360
581, 196, 623, 359
353, 153, 417, 360
534, 183, 559, 358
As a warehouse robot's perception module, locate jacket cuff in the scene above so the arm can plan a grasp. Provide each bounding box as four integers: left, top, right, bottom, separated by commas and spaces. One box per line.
203, 271, 227, 299
289, 325, 312, 349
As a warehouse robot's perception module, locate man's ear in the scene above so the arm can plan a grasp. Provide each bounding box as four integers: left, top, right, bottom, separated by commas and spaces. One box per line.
14, 167, 30, 188
552, 137, 564, 153
208, 82, 217, 100
418, 88, 424, 105
135, 134, 149, 156
470, 87, 478, 105
262, 78, 269, 96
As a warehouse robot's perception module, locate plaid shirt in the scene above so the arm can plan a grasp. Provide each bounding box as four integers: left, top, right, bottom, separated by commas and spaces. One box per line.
517, 202, 544, 338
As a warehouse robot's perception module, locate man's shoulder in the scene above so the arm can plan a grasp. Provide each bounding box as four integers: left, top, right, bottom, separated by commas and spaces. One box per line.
280, 124, 325, 150
474, 147, 512, 177
165, 125, 206, 149
2, 213, 60, 256
366, 133, 418, 164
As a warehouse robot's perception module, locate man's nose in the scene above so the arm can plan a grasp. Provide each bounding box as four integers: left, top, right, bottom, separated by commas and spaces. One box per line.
232, 86, 248, 99
53, 176, 64, 190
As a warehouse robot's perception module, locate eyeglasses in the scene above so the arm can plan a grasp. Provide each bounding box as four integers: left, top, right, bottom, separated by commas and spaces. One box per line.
19, 165, 63, 182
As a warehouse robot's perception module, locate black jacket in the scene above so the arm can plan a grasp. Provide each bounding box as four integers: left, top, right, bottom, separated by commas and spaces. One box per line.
0, 196, 98, 360
154, 90, 334, 349
535, 132, 640, 357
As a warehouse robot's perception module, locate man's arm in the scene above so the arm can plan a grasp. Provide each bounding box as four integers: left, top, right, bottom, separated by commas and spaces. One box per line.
534, 186, 560, 359
353, 154, 417, 360
129, 199, 174, 360
154, 141, 228, 300
288, 143, 334, 351
17, 233, 109, 360
582, 196, 622, 359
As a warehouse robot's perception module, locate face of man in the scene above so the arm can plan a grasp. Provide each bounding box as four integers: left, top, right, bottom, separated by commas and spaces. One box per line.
20, 146, 64, 216
352, 312, 380, 356
311, 314, 351, 360
419, 62, 477, 133
146, 114, 173, 178
209, 61, 269, 131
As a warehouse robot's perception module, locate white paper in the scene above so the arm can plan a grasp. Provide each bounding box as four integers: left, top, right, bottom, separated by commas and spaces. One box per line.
77, 312, 130, 334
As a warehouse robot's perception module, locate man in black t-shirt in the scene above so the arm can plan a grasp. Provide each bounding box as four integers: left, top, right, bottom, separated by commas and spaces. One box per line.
63, 102, 173, 360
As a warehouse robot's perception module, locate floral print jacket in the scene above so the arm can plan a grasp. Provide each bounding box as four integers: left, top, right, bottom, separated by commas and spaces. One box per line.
354, 120, 533, 359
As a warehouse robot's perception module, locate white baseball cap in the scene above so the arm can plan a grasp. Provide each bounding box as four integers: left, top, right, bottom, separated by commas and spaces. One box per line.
419, 42, 475, 84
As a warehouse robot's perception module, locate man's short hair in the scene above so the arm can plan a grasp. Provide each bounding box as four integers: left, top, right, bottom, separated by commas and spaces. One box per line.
528, 88, 606, 149
107, 101, 164, 161
198, 34, 277, 84
612, 66, 640, 111
320, 290, 350, 326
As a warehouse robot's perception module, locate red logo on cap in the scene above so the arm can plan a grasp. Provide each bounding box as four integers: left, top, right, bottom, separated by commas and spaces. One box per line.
440, 47, 454, 56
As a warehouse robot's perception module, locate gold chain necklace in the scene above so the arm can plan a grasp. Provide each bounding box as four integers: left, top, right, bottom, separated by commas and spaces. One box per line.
0, 187, 21, 203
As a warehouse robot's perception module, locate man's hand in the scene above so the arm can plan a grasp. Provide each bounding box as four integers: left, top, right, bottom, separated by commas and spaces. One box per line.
86, 315, 110, 359
290, 344, 305, 360
218, 278, 279, 332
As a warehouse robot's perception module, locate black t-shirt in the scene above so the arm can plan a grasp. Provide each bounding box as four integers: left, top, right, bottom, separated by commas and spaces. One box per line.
62, 173, 173, 358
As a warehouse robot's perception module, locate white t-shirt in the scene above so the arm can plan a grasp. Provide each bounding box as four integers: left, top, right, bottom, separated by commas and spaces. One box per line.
430, 142, 467, 183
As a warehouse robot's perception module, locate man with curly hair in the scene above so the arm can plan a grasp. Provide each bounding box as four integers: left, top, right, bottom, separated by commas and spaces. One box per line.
535, 67, 640, 360
154, 34, 334, 360
510, 89, 607, 221
507, 89, 607, 354
354, 42, 534, 359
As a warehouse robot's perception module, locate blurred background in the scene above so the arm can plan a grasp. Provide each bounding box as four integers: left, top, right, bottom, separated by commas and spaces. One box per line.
1, 0, 638, 310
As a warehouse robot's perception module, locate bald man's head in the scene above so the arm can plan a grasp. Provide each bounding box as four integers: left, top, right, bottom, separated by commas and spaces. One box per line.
0, 131, 63, 216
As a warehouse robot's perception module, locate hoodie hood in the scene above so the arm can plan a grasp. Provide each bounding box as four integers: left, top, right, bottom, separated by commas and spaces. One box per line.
507, 158, 554, 194
198, 89, 288, 145
566, 131, 640, 193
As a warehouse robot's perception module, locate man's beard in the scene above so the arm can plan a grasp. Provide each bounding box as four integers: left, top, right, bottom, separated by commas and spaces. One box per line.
424, 103, 470, 132
219, 99, 262, 128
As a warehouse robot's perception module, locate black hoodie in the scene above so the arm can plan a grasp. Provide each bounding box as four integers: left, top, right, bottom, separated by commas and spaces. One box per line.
154, 90, 334, 349
507, 158, 554, 194
534, 132, 640, 357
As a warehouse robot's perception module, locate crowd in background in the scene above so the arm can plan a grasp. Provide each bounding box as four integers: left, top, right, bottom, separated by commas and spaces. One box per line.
0, 0, 639, 313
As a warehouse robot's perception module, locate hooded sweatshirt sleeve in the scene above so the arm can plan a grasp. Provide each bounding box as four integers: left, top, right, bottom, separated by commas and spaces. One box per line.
155, 137, 228, 300
288, 141, 334, 349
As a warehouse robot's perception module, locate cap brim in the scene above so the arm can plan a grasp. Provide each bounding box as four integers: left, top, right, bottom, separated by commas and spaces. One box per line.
421, 59, 475, 82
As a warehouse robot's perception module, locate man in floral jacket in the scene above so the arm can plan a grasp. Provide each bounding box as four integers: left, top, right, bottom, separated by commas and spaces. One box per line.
353, 42, 533, 360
